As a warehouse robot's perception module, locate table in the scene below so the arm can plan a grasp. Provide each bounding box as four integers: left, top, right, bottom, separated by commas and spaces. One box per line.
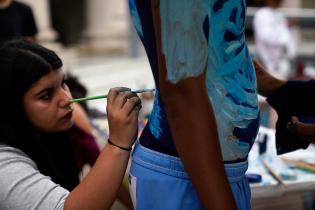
248, 127, 315, 210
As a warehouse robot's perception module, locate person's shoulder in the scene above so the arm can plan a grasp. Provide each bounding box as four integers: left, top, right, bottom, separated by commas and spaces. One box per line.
11, 1, 33, 12
0, 143, 26, 156
0, 144, 37, 168
0, 144, 68, 210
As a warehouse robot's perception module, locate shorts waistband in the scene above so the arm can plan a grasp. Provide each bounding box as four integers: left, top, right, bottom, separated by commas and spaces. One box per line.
132, 142, 248, 181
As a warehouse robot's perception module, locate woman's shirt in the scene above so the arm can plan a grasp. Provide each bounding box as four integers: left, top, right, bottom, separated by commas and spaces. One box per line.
129, 0, 260, 162
68, 123, 100, 171
0, 144, 69, 210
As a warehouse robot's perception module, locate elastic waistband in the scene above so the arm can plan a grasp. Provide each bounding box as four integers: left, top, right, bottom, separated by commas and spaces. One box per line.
132, 143, 248, 182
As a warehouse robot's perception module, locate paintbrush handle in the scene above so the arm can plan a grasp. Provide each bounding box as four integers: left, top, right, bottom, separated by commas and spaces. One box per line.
70, 88, 155, 103
282, 158, 315, 173
70, 95, 107, 102
263, 160, 287, 187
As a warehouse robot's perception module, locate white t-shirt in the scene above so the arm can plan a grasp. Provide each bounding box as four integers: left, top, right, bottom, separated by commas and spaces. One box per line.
0, 144, 69, 210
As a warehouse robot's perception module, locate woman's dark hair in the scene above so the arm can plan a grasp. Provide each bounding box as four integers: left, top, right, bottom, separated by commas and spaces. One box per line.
0, 39, 79, 190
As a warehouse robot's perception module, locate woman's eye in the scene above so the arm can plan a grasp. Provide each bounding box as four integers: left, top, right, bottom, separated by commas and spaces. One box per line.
40, 92, 52, 101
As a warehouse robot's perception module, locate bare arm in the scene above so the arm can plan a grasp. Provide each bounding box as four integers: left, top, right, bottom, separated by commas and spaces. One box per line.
254, 61, 315, 145
254, 61, 315, 143
253, 60, 286, 97
64, 88, 140, 210
72, 101, 134, 210
151, 2, 236, 209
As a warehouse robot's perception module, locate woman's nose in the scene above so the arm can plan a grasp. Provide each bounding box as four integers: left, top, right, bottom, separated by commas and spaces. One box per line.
58, 89, 73, 109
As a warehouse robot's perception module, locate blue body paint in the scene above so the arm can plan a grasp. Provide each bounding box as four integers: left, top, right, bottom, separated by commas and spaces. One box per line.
148, 90, 164, 138
129, 0, 260, 161
159, 0, 208, 83
129, 0, 144, 39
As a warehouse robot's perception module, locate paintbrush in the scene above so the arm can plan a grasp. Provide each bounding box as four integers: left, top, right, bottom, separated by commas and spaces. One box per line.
70, 88, 155, 103
262, 160, 287, 187
282, 158, 315, 174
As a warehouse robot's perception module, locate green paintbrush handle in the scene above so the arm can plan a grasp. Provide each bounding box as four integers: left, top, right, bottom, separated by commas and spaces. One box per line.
70, 88, 155, 103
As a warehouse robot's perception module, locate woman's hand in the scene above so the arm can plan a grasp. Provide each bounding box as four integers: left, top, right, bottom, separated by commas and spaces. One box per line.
65, 88, 141, 210
106, 87, 141, 149
287, 116, 315, 143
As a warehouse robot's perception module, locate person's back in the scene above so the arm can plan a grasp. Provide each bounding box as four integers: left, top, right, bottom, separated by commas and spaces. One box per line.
130, 0, 259, 168
129, 0, 259, 209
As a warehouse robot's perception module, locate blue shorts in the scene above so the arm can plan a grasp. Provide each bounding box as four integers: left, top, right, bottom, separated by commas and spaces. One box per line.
129, 143, 251, 210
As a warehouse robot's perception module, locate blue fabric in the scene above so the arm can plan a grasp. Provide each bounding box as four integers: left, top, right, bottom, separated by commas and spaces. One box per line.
129, 143, 252, 210
129, 0, 260, 161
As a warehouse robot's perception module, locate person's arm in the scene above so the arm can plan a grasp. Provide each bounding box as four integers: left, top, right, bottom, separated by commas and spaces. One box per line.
65, 87, 140, 210
72, 102, 134, 210
253, 60, 286, 97
151, 2, 236, 209
254, 60, 315, 144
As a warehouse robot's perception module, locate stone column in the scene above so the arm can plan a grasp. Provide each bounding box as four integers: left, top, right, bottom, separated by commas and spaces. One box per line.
83, 0, 129, 53
302, 0, 315, 8
17, 0, 58, 43
16, 0, 81, 70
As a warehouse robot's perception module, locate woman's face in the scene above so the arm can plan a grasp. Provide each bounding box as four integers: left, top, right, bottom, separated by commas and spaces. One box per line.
23, 69, 74, 133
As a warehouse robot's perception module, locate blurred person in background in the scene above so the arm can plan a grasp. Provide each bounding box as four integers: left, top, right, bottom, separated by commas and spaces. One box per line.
0, 0, 37, 46
253, 0, 296, 80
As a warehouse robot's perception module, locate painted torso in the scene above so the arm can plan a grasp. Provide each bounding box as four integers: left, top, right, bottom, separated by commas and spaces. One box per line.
129, 0, 260, 161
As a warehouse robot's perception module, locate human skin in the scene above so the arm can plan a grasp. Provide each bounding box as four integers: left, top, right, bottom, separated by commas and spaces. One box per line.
253, 60, 286, 98
65, 87, 141, 210
150, 1, 237, 209
254, 60, 315, 143
0, 0, 11, 9
72, 99, 134, 210
23, 69, 74, 133
23, 68, 141, 209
